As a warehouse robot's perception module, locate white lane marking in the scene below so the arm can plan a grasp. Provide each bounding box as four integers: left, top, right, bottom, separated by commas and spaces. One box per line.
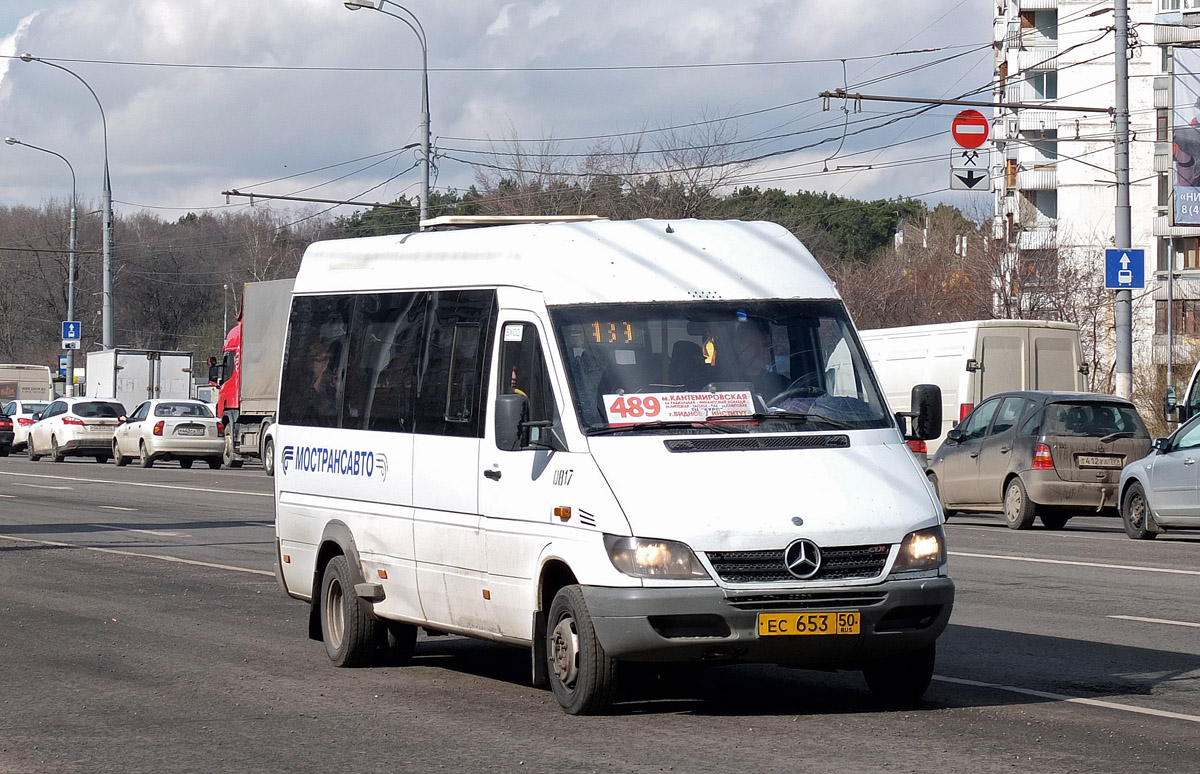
13, 482, 74, 490
0, 494, 15, 498
1109, 615, 1200, 629
948, 524, 1134, 543
0, 533, 273, 577
950, 551, 1200, 577
0, 470, 270, 498
935, 676, 1200, 724
88, 523, 188, 538
98, 506, 138, 512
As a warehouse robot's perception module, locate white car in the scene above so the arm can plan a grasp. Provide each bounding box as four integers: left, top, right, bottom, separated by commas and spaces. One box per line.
27, 397, 125, 463
113, 399, 224, 469
2, 399, 51, 453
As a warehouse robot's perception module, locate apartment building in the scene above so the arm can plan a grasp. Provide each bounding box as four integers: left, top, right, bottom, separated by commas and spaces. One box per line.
992, 0, 1159, 385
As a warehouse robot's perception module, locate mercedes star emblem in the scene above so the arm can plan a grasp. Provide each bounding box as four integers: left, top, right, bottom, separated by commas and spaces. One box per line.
783, 539, 822, 579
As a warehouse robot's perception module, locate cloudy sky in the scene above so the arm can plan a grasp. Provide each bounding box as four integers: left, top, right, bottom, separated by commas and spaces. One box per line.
0, 0, 994, 222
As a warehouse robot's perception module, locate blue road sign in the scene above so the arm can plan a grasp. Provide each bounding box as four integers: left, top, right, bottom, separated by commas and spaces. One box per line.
1105, 249, 1144, 290
58, 355, 67, 376
62, 320, 81, 340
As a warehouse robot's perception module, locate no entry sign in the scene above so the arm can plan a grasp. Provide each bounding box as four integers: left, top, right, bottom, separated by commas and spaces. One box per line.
951, 109, 989, 149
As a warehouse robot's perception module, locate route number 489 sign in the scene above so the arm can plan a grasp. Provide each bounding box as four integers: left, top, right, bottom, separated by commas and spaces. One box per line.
603, 391, 756, 426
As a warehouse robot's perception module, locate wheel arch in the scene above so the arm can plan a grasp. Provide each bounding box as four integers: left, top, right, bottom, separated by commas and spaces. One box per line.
307, 521, 369, 641
531, 558, 579, 689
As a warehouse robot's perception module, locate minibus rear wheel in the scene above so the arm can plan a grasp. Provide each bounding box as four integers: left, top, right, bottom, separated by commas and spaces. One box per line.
862, 643, 935, 706
320, 555, 381, 668
546, 585, 616, 715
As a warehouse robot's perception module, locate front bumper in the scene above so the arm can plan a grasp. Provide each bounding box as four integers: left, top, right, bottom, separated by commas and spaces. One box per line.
581, 576, 954, 666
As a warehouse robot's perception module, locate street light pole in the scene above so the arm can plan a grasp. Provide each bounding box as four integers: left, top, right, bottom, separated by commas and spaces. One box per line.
343, 0, 431, 229
5, 137, 78, 395
21, 54, 115, 349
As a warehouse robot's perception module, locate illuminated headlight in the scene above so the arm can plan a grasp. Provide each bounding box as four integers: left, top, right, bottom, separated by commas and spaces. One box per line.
890, 526, 946, 573
603, 535, 710, 579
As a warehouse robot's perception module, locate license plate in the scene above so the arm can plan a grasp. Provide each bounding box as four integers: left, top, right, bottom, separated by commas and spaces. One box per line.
758, 611, 860, 636
176, 427, 204, 437
1077, 455, 1122, 468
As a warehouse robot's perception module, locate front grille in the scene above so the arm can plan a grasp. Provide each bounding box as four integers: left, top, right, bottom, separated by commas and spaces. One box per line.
664, 434, 849, 453
706, 544, 889, 583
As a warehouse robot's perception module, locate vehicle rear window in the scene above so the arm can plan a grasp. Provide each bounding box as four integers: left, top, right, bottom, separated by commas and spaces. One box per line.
1045, 403, 1149, 438
75, 402, 124, 418
154, 403, 213, 418
23, 403, 48, 414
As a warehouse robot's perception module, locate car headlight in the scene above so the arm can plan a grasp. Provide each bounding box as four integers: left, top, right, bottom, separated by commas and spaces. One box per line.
603, 535, 710, 579
890, 526, 946, 574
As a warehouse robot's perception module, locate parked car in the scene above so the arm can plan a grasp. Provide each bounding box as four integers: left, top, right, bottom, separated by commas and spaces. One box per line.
1118, 412, 1200, 539
0, 410, 12, 456
27, 397, 126, 463
926, 391, 1151, 530
2, 399, 50, 453
112, 399, 224, 469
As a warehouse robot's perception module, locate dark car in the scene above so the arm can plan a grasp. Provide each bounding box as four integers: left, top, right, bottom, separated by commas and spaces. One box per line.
927, 391, 1151, 530
0, 410, 12, 456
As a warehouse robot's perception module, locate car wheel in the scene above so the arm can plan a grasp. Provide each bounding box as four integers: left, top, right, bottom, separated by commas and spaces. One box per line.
546, 585, 617, 715
863, 643, 936, 707
139, 441, 154, 468
262, 437, 275, 478
1003, 477, 1037, 530
1039, 510, 1070, 530
223, 433, 243, 469
113, 440, 130, 467
27, 438, 41, 462
1121, 482, 1158, 540
0, 445, 8, 458
94, 454, 109, 464
51, 436, 65, 463
179, 458, 193, 470
319, 555, 382, 668
207, 457, 222, 470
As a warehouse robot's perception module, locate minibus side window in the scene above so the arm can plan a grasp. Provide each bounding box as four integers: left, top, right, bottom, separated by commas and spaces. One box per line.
279, 295, 353, 428
414, 290, 496, 438
342, 292, 424, 432
497, 321, 560, 449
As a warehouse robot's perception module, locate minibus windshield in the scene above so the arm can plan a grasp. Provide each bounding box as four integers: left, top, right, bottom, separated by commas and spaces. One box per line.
550, 300, 893, 434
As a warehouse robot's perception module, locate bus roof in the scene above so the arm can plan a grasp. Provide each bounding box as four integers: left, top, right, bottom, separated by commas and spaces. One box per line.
293, 218, 838, 306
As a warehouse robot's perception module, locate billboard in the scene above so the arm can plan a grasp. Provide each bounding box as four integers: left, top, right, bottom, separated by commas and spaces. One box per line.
1175, 47, 1200, 225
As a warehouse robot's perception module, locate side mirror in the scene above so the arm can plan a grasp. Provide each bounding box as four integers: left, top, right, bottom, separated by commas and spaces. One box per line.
208, 364, 222, 385
1153, 437, 1170, 453
945, 427, 963, 444
908, 384, 942, 441
494, 393, 529, 452
118, 416, 127, 425
31, 412, 42, 422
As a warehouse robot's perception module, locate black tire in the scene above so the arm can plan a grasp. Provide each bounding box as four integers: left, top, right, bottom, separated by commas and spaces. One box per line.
263, 437, 275, 478
546, 585, 617, 715
1039, 510, 1070, 530
319, 555, 382, 668
139, 441, 154, 468
381, 621, 418, 665
94, 455, 109, 464
27, 438, 40, 462
1003, 477, 1037, 530
0, 446, 9, 458
113, 440, 130, 467
51, 436, 65, 463
863, 643, 936, 706
1121, 482, 1158, 540
179, 458, 193, 470
207, 456, 222, 470
223, 433, 244, 469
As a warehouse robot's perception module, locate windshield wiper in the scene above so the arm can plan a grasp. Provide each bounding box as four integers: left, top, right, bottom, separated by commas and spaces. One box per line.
586, 420, 742, 436
1099, 431, 1135, 443
710, 410, 857, 430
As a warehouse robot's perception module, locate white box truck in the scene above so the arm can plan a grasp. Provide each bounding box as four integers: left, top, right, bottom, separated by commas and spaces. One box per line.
85, 349, 194, 411
0, 364, 54, 403
859, 320, 1087, 455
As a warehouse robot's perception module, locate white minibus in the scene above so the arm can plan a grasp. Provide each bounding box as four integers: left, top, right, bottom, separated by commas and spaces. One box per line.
273, 218, 952, 714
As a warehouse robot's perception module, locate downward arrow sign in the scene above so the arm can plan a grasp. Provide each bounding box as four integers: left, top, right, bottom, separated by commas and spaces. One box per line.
954, 170, 986, 188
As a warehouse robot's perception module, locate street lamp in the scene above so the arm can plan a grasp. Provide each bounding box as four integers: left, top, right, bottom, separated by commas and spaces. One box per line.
5, 136, 79, 395
21, 53, 115, 349
344, 0, 432, 229
223, 283, 229, 335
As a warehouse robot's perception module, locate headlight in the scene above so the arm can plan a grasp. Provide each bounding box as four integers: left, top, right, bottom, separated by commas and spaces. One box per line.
890, 526, 946, 573
603, 535, 710, 579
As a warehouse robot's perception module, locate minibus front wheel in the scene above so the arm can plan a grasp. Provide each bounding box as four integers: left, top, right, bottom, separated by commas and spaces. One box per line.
546, 585, 616, 715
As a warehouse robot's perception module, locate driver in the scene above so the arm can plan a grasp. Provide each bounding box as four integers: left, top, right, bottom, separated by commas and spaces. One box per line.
730, 322, 787, 399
